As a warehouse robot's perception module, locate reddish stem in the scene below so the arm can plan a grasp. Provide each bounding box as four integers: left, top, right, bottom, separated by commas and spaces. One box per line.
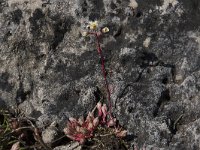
94, 33, 112, 117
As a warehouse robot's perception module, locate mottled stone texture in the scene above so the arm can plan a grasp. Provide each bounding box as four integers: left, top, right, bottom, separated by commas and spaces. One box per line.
0, 0, 200, 149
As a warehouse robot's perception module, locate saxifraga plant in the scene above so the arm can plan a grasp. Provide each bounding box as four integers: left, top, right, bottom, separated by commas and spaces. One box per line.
64, 21, 127, 144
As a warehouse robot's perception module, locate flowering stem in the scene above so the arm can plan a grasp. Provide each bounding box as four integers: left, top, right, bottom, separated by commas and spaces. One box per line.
94, 33, 112, 117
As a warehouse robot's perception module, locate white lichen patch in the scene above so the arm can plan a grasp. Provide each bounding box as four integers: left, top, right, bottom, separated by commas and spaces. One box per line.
77, 88, 95, 107
125, 33, 137, 43
111, 16, 121, 24
8, 0, 42, 11
175, 6, 184, 16
175, 74, 183, 83
102, 0, 111, 13
120, 47, 136, 56
129, 0, 138, 9
158, 0, 179, 15
8, 0, 26, 6
188, 31, 200, 54
180, 57, 189, 71
143, 37, 151, 48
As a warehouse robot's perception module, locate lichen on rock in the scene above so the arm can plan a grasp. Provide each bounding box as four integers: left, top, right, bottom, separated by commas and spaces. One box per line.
1, 0, 200, 149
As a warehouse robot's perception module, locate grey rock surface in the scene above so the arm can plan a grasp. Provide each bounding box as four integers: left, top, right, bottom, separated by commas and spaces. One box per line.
0, 0, 200, 149
53, 141, 81, 150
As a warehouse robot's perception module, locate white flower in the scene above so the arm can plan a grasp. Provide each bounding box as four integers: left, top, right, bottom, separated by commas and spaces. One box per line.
88, 21, 98, 30
102, 27, 109, 33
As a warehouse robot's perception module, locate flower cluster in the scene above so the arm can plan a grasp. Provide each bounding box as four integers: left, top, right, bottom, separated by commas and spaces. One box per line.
88, 21, 98, 30
64, 102, 127, 144
82, 21, 109, 37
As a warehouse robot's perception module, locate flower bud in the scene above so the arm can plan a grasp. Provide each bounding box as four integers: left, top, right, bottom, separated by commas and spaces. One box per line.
97, 101, 102, 108
97, 102, 102, 117
102, 27, 109, 33
63, 127, 70, 135
78, 116, 84, 125
102, 104, 107, 116
69, 117, 77, 123
102, 104, 108, 122
87, 122, 94, 131
76, 126, 81, 132
66, 135, 76, 141
86, 112, 94, 122
107, 118, 116, 127
93, 117, 99, 127
88, 21, 98, 30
